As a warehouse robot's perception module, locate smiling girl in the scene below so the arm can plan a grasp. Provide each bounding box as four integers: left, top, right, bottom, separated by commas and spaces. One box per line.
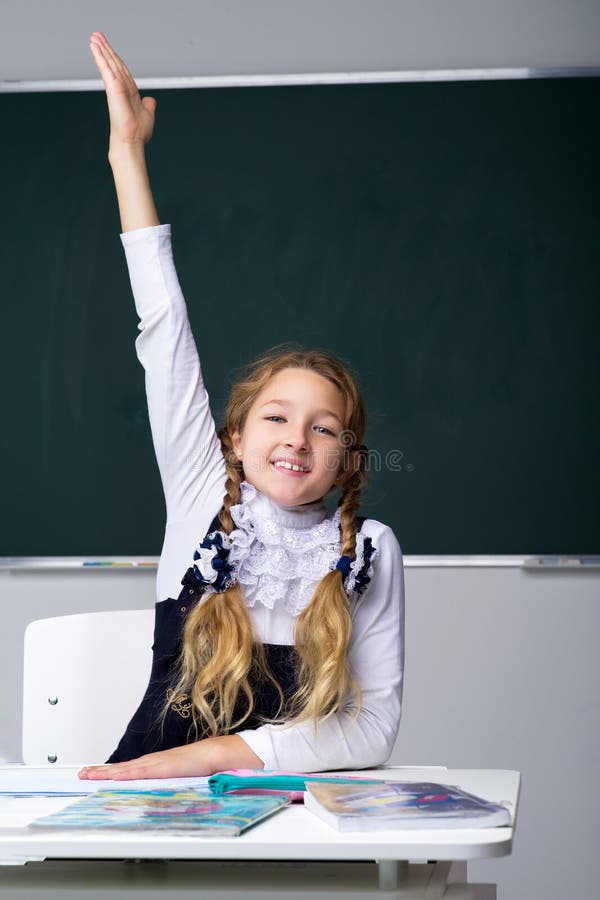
80, 33, 404, 780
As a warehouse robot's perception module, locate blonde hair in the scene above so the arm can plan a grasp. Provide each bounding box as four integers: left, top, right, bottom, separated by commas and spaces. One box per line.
168, 346, 368, 737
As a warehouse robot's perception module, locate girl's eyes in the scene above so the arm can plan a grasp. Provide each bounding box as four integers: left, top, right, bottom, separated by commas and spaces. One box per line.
264, 416, 335, 436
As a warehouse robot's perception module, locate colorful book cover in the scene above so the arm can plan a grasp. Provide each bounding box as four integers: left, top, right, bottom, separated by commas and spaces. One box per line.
304, 781, 511, 831
29, 789, 289, 836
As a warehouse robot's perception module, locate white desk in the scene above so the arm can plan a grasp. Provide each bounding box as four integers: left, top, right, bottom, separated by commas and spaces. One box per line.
0, 767, 520, 899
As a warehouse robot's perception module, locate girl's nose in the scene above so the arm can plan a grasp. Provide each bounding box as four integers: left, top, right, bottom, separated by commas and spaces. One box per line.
285, 427, 310, 451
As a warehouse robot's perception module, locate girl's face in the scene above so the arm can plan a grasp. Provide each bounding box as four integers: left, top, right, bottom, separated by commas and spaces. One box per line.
231, 368, 350, 507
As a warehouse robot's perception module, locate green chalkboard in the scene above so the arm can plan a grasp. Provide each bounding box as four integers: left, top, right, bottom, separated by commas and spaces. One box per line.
2, 76, 599, 555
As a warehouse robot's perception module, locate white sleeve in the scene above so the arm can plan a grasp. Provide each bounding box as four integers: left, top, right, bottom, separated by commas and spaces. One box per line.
120, 225, 227, 527
121, 225, 227, 601
236, 523, 405, 771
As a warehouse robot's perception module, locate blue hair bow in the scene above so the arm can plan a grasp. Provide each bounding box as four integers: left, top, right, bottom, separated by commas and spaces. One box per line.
335, 537, 375, 596
192, 532, 237, 593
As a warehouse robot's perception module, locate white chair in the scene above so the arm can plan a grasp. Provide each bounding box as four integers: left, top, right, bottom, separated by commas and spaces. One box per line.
22, 610, 154, 766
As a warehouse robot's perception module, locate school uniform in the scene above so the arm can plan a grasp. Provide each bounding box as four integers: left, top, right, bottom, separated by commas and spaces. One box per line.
109, 225, 405, 772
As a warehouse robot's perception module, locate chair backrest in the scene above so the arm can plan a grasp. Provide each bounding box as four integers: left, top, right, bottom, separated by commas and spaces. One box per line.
22, 610, 154, 765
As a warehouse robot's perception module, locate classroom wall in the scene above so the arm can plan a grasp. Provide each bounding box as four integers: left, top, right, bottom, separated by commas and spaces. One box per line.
2, 565, 598, 900
0, 0, 599, 84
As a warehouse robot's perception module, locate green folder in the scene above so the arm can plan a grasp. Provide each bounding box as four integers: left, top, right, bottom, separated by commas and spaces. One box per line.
208, 772, 382, 795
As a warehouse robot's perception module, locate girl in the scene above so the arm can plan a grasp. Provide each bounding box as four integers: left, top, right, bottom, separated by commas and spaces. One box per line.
80, 33, 404, 781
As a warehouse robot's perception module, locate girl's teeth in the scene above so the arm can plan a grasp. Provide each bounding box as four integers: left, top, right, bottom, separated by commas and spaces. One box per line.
274, 461, 307, 472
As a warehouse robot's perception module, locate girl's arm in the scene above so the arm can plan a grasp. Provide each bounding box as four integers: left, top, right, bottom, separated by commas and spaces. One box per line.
79, 734, 263, 781
90, 34, 227, 582
235, 523, 405, 771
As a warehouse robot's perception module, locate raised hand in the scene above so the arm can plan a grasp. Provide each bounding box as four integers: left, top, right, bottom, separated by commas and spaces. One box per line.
89, 31, 156, 150
89, 32, 160, 231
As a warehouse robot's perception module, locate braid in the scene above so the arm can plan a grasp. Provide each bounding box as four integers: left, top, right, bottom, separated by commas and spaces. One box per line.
163, 429, 257, 737
164, 425, 289, 736
217, 427, 244, 534
338, 464, 368, 558
289, 456, 368, 726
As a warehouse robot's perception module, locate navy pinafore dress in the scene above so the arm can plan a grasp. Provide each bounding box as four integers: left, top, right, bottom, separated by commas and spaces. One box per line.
107, 514, 301, 763
108, 509, 368, 764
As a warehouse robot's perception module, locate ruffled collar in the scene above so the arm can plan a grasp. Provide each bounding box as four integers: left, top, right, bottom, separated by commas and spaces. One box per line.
192, 482, 376, 615
229, 481, 340, 552
202, 482, 341, 615
233, 481, 329, 530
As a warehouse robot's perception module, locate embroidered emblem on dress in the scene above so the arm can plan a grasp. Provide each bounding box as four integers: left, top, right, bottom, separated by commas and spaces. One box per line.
166, 688, 193, 719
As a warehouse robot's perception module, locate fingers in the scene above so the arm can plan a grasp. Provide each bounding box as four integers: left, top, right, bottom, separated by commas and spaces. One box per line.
78, 757, 159, 781
78, 764, 114, 780
78, 750, 178, 781
89, 33, 119, 85
90, 32, 123, 74
89, 32, 138, 96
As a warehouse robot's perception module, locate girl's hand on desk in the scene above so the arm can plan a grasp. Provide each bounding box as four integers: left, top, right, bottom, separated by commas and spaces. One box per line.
89, 31, 156, 151
77, 734, 264, 780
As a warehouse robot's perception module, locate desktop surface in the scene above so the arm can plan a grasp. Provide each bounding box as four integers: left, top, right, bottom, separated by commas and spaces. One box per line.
0, 767, 519, 866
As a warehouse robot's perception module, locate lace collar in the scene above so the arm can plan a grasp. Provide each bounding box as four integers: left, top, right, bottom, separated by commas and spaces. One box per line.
191, 482, 377, 615
230, 481, 338, 546
224, 482, 342, 615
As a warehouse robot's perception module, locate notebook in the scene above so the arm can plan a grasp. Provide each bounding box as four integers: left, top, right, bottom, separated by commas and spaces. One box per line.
304, 781, 511, 831
30, 788, 289, 836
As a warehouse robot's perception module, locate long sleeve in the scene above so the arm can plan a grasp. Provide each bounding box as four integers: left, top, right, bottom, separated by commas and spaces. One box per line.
236, 522, 405, 771
121, 225, 227, 600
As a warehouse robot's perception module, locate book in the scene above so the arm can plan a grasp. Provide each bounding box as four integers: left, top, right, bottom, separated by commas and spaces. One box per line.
29, 788, 289, 836
304, 781, 511, 831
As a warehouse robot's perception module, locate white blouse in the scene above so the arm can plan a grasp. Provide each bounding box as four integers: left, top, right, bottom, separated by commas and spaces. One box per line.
121, 223, 405, 772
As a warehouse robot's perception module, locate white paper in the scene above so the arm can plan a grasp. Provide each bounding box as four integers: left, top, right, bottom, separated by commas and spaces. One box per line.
0, 766, 210, 796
